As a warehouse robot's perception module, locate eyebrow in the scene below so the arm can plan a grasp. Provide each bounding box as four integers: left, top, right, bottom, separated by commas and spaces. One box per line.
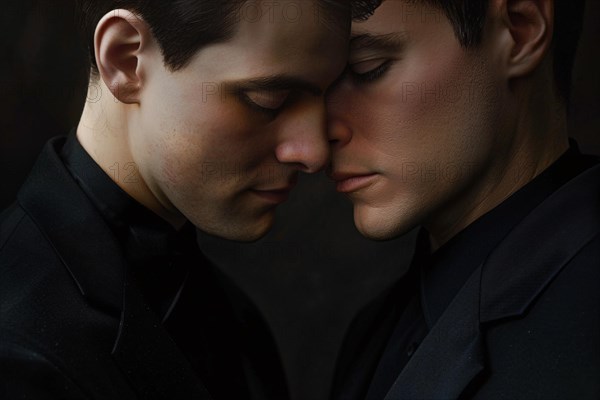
223, 75, 324, 97
350, 32, 410, 52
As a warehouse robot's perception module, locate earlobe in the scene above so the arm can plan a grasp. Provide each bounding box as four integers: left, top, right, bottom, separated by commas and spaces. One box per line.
503, 0, 553, 78
94, 9, 149, 104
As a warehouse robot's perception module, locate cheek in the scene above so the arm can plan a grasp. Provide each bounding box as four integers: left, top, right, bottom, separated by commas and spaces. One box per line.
152, 77, 260, 149
146, 134, 206, 192
151, 99, 267, 179
376, 54, 497, 172
149, 122, 276, 201
348, 55, 500, 210
339, 74, 443, 176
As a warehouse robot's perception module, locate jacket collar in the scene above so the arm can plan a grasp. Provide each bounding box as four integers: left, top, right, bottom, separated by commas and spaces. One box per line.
18, 137, 212, 399
421, 143, 597, 328
385, 163, 600, 399
384, 265, 485, 399
480, 163, 600, 323
18, 137, 125, 315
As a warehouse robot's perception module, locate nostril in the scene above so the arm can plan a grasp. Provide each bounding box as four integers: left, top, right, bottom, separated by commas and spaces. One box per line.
275, 138, 329, 172
327, 119, 352, 147
289, 162, 311, 173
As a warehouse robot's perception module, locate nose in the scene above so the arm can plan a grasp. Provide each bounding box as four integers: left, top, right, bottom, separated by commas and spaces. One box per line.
326, 84, 353, 149
327, 118, 353, 149
275, 102, 329, 173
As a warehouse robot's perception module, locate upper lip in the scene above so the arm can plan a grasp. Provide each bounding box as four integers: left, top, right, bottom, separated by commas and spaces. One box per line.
328, 170, 376, 182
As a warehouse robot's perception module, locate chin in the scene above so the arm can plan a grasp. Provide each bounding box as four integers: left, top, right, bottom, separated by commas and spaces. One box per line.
355, 221, 399, 241
231, 223, 273, 242
354, 205, 417, 241
199, 212, 275, 243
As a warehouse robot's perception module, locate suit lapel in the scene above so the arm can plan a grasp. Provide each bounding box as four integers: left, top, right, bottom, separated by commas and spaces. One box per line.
384, 266, 485, 400
19, 137, 212, 399
18, 137, 125, 315
480, 164, 600, 323
384, 164, 600, 400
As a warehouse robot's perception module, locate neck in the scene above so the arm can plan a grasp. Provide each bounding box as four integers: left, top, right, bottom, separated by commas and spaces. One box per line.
77, 78, 187, 230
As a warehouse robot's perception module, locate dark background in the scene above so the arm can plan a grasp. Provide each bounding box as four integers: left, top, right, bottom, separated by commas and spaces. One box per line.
1, 1, 598, 400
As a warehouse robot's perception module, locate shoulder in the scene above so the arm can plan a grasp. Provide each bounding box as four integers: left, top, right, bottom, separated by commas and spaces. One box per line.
0, 202, 78, 309
0, 203, 123, 391
480, 219, 600, 397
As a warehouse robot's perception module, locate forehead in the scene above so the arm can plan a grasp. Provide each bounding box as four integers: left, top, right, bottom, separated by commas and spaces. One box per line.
186, 0, 350, 81
237, 1, 349, 65
188, 0, 351, 74
352, 0, 446, 36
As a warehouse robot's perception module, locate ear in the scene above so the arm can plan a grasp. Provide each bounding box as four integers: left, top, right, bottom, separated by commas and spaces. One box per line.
495, 0, 553, 78
94, 9, 152, 104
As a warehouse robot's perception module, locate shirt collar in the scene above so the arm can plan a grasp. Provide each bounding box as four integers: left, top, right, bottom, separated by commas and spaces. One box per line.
419, 140, 598, 328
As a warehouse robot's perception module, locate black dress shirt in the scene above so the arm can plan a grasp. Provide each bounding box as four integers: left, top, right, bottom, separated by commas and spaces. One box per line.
364, 141, 599, 400
59, 130, 286, 400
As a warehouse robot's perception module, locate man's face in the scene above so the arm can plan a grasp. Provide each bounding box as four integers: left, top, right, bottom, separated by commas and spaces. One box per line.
131, 0, 349, 241
327, 0, 510, 241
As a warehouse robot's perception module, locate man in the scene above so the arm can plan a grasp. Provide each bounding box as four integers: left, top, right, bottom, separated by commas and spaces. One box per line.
327, 0, 599, 399
0, 1, 380, 399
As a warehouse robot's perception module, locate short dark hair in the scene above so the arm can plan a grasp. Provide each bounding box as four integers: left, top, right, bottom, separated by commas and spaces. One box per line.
75, 0, 383, 79
415, 0, 586, 102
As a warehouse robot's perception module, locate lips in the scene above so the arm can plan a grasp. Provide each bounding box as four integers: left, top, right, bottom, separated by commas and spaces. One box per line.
328, 171, 379, 193
250, 188, 292, 203
251, 177, 297, 204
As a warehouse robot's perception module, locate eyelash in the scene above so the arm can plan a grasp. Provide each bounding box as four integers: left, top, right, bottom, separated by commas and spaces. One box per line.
238, 91, 297, 118
351, 60, 393, 84
239, 93, 281, 116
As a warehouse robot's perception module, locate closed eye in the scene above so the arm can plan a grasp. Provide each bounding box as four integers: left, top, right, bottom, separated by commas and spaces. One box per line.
241, 90, 291, 115
349, 59, 393, 84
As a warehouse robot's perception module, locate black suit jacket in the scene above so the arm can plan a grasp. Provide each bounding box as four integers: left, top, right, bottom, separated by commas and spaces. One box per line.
0, 138, 286, 399
333, 164, 600, 399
